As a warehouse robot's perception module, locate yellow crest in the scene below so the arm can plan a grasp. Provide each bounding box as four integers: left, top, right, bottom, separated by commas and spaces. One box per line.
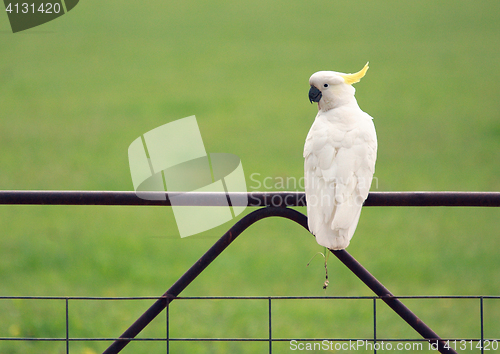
339, 62, 369, 85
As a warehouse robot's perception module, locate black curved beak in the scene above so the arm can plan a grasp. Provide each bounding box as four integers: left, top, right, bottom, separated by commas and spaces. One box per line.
309, 85, 322, 103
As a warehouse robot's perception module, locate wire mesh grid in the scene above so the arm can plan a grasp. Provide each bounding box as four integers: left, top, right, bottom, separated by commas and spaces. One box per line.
1, 191, 500, 353
1, 295, 499, 353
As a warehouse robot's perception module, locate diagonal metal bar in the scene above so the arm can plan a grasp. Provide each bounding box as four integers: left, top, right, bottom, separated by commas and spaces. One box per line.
102, 207, 303, 354
103, 207, 456, 354
332, 250, 455, 353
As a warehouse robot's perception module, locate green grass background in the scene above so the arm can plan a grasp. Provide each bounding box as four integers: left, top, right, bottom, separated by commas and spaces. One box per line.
1, 0, 500, 353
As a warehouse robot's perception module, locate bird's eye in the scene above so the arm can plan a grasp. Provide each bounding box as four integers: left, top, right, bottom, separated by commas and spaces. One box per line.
323, 83, 329, 88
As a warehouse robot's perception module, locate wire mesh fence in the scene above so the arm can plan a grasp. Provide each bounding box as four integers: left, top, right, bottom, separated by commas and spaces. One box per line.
1, 295, 499, 353
1, 190, 499, 353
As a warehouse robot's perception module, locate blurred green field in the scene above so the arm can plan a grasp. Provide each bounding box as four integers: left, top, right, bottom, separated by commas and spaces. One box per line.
1, 0, 500, 353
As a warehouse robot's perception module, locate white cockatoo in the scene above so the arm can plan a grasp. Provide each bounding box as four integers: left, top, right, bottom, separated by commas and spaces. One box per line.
304, 63, 377, 250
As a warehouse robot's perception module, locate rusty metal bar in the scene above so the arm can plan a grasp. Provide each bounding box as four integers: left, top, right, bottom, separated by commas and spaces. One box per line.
332, 250, 456, 354
1, 190, 500, 207
363, 191, 500, 207
103, 207, 456, 354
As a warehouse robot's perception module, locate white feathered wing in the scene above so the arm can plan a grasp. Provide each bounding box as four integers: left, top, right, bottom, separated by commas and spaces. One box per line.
304, 107, 377, 250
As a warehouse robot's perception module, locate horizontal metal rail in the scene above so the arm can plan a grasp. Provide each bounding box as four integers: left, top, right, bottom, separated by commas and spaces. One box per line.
1, 190, 500, 207
3, 294, 497, 346
2, 294, 499, 300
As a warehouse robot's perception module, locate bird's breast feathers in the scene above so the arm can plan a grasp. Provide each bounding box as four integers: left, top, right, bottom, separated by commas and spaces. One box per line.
304, 107, 377, 250
304, 109, 377, 164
